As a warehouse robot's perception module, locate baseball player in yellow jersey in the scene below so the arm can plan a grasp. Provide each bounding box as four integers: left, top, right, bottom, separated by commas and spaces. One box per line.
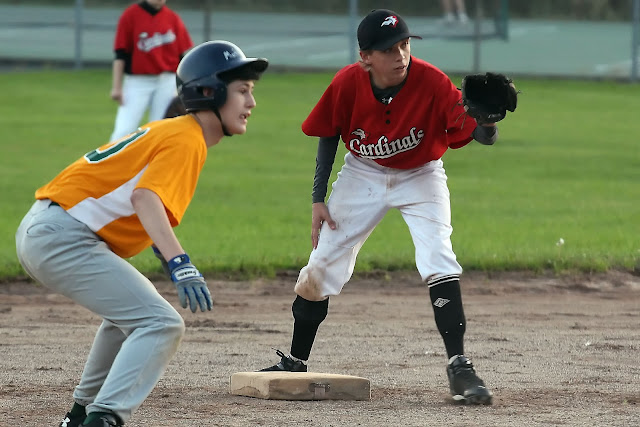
15, 40, 268, 427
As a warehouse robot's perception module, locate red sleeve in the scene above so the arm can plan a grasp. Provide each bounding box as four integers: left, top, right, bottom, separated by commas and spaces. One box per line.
301, 84, 339, 137
113, 7, 133, 52
442, 78, 476, 149
301, 67, 354, 137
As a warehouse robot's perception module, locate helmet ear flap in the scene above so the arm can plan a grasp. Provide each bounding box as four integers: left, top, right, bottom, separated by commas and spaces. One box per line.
178, 81, 227, 112
208, 83, 227, 109
199, 86, 224, 108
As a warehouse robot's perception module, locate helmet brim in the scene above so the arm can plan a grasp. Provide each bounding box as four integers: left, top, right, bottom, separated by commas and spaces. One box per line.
241, 57, 269, 74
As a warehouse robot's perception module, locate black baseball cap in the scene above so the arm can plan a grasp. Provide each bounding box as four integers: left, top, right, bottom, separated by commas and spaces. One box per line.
357, 9, 422, 51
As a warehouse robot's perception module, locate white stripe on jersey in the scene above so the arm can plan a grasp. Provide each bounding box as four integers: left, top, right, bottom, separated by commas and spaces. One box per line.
67, 166, 147, 232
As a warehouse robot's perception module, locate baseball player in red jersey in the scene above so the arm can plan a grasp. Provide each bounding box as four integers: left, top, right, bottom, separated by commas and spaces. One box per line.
16, 41, 268, 427
109, 0, 193, 141
259, 9, 497, 405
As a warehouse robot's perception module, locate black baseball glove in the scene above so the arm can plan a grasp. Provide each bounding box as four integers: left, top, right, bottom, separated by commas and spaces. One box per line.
461, 72, 518, 124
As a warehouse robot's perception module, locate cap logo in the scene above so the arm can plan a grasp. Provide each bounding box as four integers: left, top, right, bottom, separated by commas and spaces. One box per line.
223, 50, 238, 60
381, 15, 398, 28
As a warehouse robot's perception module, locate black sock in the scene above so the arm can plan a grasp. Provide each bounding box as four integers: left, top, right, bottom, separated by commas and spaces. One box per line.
69, 402, 86, 417
291, 320, 321, 360
290, 296, 329, 360
429, 278, 466, 358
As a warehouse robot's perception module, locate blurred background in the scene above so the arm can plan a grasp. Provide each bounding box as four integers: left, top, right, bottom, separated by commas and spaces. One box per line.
1, 0, 639, 80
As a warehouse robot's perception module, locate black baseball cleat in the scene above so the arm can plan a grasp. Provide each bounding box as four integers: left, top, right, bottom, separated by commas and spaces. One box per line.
82, 413, 123, 426
58, 412, 86, 427
259, 349, 307, 372
447, 355, 493, 405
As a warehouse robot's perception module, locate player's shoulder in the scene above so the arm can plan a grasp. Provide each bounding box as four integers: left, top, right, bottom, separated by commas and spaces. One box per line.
410, 57, 450, 81
121, 3, 142, 16
146, 116, 202, 145
332, 63, 365, 84
159, 5, 183, 19
118, 3, 145, 23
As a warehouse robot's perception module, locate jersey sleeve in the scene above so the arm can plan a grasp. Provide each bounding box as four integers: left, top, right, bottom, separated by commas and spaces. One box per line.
302, 67, 357, 138
135, 135, 207, 225
442, 79, 476, 149
113, 7, 133, 52
301, 82, 341, 137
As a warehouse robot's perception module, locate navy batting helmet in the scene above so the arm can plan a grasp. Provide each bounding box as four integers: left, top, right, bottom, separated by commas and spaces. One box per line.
176, 40, 269, 113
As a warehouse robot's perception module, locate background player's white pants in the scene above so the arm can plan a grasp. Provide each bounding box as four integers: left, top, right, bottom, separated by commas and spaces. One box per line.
109, 72, 177, 141
294, 153, 462, 301
15, 200, 185, 423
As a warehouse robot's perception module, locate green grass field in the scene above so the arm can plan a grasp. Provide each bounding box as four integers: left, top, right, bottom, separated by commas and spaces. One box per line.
1, 70, 638, 279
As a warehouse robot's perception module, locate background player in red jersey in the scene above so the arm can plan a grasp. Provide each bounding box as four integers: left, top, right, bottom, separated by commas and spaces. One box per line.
109, 0, 193, 141
16, 41, 267, 427
259, 9, 500, 405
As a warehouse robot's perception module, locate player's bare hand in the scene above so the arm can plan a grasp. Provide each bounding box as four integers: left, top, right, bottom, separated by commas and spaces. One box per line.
311, 202, 336, 249
110, 88, 123, 104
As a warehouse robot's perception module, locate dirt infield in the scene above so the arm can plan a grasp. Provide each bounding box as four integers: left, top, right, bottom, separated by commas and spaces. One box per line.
1, 270, 638, 426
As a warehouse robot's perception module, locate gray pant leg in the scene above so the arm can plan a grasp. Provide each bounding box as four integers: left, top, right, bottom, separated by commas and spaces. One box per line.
73, 321, 126, 406
16, 201, 185, 422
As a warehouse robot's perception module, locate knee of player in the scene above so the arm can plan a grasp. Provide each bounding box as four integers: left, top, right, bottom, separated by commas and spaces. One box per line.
159, 311, 186, 339
294, 264, 329, 301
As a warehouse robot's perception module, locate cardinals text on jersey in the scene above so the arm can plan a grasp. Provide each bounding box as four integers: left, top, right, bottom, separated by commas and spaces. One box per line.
348, 126, 424, 159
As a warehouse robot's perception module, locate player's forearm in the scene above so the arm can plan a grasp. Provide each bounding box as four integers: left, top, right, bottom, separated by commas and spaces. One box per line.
111, 59, 125, 91
131, 188, 184, 261
472, 124, 498, 146
312, 135, 340, 203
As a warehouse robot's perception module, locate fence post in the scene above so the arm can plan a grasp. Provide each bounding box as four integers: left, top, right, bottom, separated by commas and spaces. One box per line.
632, 0, 639, 82
349, 0, 358, 64
74, 0, 84, 70
203, 0, 212, 42
473, 0, 483, 73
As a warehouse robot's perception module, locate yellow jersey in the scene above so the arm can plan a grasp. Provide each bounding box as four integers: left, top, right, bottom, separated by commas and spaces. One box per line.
36, 115, 207, 258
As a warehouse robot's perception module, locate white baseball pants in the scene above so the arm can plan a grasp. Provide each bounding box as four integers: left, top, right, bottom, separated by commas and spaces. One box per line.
109, 72, 177, 141
294, 153, 462, 301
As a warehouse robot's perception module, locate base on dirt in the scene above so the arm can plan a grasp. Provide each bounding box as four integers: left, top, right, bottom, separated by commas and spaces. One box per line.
229, 372, 371, 400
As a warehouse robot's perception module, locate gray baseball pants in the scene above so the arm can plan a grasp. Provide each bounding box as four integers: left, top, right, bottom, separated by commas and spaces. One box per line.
15, 199, 184, 423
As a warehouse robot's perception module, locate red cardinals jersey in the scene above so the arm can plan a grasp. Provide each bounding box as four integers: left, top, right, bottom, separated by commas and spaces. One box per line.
302, 57, 476, 169
35, 116, 207, 258
114, 3, 193, 75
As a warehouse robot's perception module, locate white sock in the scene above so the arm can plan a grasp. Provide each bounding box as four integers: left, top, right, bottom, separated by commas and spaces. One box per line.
448, 354, 463, 364
289, 354, 307, 364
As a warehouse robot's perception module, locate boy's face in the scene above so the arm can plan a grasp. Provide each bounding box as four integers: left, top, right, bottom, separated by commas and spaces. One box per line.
360, 38, 411, 88
219, 80, 257, 135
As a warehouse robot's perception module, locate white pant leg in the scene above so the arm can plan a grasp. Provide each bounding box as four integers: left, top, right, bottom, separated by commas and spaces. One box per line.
390, 160, 462, 282
294, 154, 389, 301
109, 75, 155, 141
147, 72, 178, 122
15, 201, 185, 423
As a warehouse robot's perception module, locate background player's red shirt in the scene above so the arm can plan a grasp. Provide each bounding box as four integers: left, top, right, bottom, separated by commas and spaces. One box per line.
114, 3, 193, 75
302, 57, 476, 169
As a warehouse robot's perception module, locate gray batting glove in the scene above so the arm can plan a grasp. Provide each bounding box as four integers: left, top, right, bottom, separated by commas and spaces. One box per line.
168, 254, 213, 313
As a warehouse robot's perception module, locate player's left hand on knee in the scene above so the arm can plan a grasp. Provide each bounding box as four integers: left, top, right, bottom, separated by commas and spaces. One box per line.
168, 254, 213, 313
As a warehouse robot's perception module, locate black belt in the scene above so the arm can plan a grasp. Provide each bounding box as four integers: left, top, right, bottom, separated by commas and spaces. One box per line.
50, 201, 60, 207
